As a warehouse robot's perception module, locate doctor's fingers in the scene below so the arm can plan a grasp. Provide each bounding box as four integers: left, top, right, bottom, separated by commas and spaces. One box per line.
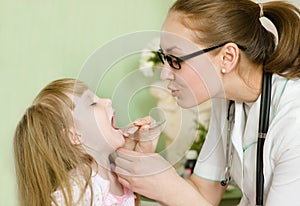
135, 140, 158, 153
117, 148, 152, 159
116, 149, 172, 176
123, 138, 137, 151
133, 116, 153, 126
137, 128, 161, 141
114, 155, 135, 174
114, 149, 143, 175
117, 175, 132, 191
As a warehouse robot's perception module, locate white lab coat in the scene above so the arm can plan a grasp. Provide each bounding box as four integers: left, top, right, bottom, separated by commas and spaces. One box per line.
193, 74, 300, 205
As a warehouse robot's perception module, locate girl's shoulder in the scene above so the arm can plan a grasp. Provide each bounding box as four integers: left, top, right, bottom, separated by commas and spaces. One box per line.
51, 171, 109, 205
52, 172, 135, 206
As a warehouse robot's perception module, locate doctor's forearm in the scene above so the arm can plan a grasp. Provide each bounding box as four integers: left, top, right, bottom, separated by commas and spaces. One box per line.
188, 174, 226, 206
157, 176, 213, 206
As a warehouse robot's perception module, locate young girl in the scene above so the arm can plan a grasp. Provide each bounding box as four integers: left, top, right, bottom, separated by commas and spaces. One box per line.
14, 78, 158, 206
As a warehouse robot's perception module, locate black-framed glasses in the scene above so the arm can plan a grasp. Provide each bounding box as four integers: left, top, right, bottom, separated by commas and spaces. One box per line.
156, 42, 246, 70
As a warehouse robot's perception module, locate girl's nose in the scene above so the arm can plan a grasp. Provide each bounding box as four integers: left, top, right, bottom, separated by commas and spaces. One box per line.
160, 66, 175, 80
100, 98, 112, 106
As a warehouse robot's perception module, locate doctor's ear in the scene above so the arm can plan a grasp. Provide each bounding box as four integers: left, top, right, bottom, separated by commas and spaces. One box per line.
68, 128, 82, 146
219, 43, 240, 74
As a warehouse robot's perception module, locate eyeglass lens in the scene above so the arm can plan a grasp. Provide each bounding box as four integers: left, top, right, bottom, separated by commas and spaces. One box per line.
157, 50, 181, 70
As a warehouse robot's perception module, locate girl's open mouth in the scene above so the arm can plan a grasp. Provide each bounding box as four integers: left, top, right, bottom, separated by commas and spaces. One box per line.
111, 111, 119, 130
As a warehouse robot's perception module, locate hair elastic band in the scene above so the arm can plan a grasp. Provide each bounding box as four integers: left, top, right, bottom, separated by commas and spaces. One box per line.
259, 3, 264, 18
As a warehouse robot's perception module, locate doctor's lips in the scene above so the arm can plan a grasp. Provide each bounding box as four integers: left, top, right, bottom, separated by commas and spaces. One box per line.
168, 86, 179, 97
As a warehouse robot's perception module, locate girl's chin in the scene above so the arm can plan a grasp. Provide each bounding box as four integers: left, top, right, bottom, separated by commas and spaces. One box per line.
113, 133, 126, 148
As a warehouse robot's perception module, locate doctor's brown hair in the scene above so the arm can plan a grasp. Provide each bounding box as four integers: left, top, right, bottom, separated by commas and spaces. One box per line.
13, 79, 96, 206
170, 0, 300, 78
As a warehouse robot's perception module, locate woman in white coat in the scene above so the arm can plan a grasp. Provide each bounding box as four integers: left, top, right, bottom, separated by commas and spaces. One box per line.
115, 0, 300, 205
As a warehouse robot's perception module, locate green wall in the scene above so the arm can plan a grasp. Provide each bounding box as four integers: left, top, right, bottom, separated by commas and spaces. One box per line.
0, 0, 174, 205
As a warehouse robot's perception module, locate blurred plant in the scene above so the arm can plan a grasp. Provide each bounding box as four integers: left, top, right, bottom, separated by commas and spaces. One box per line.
190, 120, 208, 154
138, 38, 161, 77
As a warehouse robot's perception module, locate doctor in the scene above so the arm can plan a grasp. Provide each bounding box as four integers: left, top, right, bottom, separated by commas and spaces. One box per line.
115, 0, 300, 205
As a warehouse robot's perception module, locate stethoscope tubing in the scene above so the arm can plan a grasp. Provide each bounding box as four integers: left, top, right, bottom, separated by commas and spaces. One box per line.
256, 72, 272, 206
221, 72, 272, 205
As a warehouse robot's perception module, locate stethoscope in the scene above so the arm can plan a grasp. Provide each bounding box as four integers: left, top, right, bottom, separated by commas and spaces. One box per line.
220, 72, 272, 206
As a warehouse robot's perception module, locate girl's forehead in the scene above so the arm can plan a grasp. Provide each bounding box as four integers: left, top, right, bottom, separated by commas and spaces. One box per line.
80, 90, 95, 98
72, 90, 95, 103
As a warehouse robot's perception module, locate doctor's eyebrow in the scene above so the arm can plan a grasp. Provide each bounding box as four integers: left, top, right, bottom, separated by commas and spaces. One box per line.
159, 45, 182, 53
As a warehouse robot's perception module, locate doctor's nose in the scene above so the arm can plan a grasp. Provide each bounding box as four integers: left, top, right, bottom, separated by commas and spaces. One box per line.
160, 66, 175, 80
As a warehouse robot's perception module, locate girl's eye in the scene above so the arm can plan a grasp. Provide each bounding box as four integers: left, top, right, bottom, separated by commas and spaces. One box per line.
91, 102, 97, 106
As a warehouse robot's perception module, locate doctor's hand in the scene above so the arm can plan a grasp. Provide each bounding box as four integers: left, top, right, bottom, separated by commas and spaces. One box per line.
119, 116, 162, 153
115, 149, 214, 206
114, 148, 179, 201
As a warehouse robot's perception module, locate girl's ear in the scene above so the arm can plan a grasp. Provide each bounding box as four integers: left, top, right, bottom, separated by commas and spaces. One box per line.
219, 43, 240, 74
68, 127, 82, 146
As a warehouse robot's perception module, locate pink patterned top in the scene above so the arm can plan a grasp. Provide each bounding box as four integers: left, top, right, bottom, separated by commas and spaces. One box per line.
52, 172, 135, 206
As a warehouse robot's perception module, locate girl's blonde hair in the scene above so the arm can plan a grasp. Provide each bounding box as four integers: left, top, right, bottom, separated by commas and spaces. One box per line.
171, 0, 300, 78
14, 78, 96, 206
